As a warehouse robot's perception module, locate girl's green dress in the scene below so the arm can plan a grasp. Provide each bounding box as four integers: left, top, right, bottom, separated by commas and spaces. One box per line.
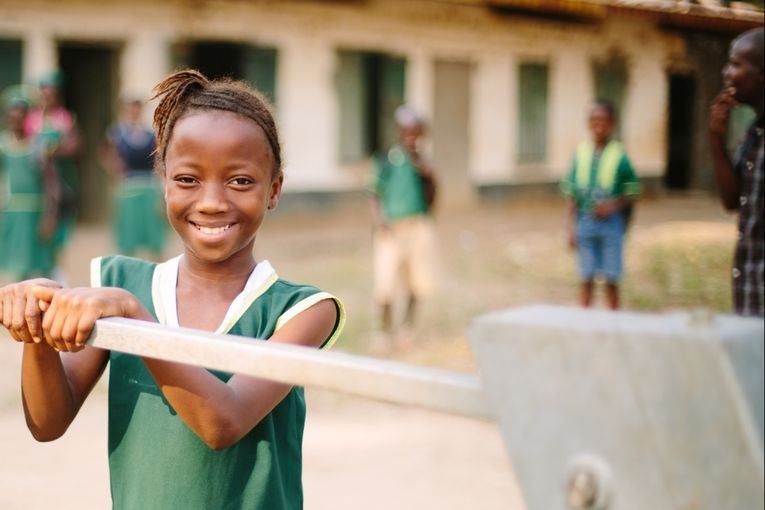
0, 132, 56, 279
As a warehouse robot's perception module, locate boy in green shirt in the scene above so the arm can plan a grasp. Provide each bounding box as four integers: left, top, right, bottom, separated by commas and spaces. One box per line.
561, 100, 641, 309
370, 105, 437, 354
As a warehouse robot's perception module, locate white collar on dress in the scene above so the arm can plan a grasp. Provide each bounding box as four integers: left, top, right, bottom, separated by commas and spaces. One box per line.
151, 255, 278, 334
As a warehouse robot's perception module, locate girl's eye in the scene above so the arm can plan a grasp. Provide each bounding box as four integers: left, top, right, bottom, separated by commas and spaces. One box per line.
174, 176, 197, 185
230, 177, 254, 186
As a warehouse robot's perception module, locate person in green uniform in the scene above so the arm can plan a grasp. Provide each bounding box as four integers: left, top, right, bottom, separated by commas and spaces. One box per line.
0, 70, 345, 510
369, 105, 438, 355
102, 98, 166, 259
560, 100, 641, 309
0, 91, 59, 281
25, 71, 80, 277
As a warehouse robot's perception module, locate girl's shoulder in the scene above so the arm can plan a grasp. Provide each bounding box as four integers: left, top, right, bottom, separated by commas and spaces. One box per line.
267, 276, 345, 348
269, 276, 322, 296
264, 277, 329, 314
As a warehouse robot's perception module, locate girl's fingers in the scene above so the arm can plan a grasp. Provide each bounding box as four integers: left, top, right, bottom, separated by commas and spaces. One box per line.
24, 295, 43, 343
31, 285, 56, 303
41, 298, 61, 350
12, 291, 33, 342
3, 292, 30, 342
1, 282, 63, 344
75, 309, 100, 347
1, 292, 12, 329
60, 312, 82, 351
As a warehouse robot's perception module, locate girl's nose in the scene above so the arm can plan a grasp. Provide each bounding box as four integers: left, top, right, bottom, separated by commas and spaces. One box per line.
197, 183, 230, 213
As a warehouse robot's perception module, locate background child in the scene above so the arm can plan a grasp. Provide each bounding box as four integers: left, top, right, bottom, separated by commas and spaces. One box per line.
708, 27, 764, 317
101, 97, 166, 259
0, 92, 59, 281
24, 71, 80, 281
0, 69, 344, 510
560, 100, 641, 310
369, 105, 438, 354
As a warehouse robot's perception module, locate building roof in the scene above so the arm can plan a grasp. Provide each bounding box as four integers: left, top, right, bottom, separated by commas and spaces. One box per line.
483, 0, 763, 31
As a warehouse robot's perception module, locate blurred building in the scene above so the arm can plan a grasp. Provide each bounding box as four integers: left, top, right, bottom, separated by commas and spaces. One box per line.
0, 0, 761, 217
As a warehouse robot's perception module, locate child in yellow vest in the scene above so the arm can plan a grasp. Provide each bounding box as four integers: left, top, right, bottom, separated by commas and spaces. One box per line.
560, 100, 641, 309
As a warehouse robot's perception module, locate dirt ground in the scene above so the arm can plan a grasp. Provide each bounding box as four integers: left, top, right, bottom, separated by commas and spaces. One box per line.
0, 192, 736, 509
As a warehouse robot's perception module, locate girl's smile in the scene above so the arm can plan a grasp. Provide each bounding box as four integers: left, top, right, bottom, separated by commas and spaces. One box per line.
193, 223, 233, 235
190, 221, 237, 243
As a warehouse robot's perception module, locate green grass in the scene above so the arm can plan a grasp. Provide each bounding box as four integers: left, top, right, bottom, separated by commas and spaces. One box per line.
624, 225, 733, 312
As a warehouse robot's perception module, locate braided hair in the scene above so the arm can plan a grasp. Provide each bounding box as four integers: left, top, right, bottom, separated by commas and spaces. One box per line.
151, 69, 282, 177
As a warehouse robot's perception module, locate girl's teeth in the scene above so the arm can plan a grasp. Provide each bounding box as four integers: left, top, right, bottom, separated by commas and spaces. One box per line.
197, 225, 230, 235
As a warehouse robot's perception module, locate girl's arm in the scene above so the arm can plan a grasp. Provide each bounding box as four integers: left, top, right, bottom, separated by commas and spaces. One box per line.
21, 344, 109, 441
29, 286, 338, 450
23, 286, 152, 440
1, 282, 109, 441
140, 298, 338, 450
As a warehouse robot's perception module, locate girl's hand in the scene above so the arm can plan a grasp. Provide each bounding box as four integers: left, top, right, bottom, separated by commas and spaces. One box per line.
31, 286, 150, 352
0, 279, 62, 344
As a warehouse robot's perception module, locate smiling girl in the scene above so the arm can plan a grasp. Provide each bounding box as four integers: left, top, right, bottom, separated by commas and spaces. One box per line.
0, 70, 344, 510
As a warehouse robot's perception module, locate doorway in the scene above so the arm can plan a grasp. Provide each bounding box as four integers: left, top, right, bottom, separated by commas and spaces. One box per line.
0, 39, 23, 130
665, 74, 696, 190
58, 42, 119, 221
173, 41, 278, 104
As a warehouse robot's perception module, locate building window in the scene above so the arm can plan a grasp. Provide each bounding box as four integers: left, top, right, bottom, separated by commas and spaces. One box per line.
335, 50, 406, 163
0, 39, 23, 129
172, 41, 278, 105
517, 62, 549, 164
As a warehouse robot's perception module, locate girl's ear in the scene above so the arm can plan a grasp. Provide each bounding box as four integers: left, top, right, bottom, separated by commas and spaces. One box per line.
268, 175, 284, 210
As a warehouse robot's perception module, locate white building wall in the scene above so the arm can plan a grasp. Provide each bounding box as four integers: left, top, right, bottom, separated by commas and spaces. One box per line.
22, 29, 57, 83
471, 53, 513, 184
623, 54, 669, 178
0, 1, 681, 193
120, 33, 170, 105
405, 49, 434, 124
549, 49, 593, 180
278, 38, 341, 191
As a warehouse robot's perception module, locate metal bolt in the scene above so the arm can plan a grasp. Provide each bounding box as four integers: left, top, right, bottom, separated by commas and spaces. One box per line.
567, 468, 598, 508
565, 453, 613, 510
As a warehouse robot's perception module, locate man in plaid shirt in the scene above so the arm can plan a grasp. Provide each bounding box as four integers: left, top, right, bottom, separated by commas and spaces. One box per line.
709, 27, 764, 317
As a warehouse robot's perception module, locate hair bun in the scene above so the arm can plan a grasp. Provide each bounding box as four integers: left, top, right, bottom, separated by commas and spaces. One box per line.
151, 69, 210, 150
